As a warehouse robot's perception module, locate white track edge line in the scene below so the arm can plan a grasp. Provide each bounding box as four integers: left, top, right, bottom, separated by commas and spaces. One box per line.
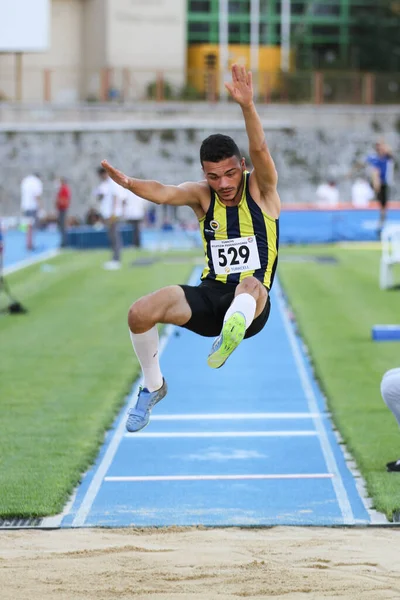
274, 279, 355, 524
70, 266, 201, 527
4, 249, 60, 274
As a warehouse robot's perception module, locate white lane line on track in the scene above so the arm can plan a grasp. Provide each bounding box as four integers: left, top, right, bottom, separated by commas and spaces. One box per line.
70, 267, 201, 527
105, 474, 334, 482
151, 412, 322, 420
4, 249, 60, 274
274, 279, 356, 524
125, 431, 318, 438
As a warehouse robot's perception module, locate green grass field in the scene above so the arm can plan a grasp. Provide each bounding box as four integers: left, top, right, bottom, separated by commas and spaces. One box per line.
279, 244, 400, 520
1, 244, 400, 520
0, 249, 199, 517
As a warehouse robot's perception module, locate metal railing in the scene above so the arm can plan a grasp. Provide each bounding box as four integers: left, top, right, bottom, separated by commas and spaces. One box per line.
0, 67, 399, 105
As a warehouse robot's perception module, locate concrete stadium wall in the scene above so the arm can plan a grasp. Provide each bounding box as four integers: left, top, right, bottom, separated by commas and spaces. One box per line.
0, 105, 399, 218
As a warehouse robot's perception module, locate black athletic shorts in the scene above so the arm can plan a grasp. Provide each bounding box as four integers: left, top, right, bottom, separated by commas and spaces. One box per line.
180, 279, 271, 338
377, 184, 389, 208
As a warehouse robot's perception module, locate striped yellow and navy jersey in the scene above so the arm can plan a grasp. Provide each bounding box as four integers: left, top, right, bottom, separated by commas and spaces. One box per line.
199, 171, 279, 289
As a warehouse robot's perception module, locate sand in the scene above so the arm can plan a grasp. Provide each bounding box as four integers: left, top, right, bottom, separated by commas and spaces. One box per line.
1, 527, 400, 599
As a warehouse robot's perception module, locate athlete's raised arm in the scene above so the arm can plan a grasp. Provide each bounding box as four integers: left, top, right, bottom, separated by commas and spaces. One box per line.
101, 160, 202, 208
225, 65, 279, 215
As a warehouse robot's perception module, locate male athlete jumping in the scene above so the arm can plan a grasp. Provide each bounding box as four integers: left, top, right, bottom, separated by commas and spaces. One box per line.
101, 64, 280, 432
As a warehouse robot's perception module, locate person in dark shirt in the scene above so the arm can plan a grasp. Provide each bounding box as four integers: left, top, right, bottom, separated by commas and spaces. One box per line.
365, 141, 394, 236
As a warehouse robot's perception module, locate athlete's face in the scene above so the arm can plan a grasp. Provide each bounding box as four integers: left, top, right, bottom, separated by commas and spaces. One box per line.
202, 156, 246, 204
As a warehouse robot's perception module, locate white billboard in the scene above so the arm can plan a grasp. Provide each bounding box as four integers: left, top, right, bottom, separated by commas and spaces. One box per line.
0, 0, 50, 52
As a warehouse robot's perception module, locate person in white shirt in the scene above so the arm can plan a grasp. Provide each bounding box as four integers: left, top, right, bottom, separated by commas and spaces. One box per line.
122, 190, 147, 248
96, 167, 123, 269
20, 173, 43, 251
315, 179, 340, 208
351, 177, 374, 208
21, 173, 42, 220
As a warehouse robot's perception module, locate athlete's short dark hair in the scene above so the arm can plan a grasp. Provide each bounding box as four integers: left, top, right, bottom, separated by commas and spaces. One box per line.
200, 134, 241, 165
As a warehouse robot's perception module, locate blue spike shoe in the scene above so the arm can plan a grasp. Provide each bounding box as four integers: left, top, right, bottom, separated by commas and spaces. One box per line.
126, 379, 167, 432
207, 311, 246, 369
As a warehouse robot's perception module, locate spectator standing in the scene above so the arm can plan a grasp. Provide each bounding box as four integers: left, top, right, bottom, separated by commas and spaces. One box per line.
351, 177, 374, 208
315, 179, 340, 208
365, 140, 394, 235
122, 190, 147, 248
55, 177, 71, 248
20, 173, 42, 251
96, 166, 123, 270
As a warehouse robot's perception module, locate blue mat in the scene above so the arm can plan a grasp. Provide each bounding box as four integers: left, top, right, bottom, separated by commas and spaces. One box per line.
372, 325, 400, 341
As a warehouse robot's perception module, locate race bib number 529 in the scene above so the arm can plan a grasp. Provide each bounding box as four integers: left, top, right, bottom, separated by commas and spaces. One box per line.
210, 236, 261, 275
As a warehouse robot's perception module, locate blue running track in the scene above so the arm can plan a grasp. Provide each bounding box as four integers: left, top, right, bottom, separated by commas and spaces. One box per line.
61, 268, 373, 527
3, 230, 60, 270
2, 228, 201, 271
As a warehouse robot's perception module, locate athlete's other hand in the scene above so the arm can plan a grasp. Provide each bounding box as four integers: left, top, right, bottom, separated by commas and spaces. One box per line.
101, 160, 131, 189
225, 64, 253, 108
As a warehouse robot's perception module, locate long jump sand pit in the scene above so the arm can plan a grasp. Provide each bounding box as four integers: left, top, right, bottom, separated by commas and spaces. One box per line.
1, 527, 400, 599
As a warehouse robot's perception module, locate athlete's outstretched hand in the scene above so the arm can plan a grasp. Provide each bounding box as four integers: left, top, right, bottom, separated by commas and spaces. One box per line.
225, 64, 253, 108
101, 160, 131, 189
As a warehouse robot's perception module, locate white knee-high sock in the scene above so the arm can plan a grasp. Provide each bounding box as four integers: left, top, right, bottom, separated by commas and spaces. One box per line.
223, 293, 257, 330
130, 327, 163, 392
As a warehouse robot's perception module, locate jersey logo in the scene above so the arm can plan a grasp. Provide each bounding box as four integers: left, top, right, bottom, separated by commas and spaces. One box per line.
210, 220, 220, 231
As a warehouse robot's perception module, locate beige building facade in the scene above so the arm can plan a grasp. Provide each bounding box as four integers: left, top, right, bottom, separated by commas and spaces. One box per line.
0, 0, 186, 103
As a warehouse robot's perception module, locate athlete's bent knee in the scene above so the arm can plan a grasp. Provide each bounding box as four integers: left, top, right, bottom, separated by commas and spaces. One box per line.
128, 286, 190, 333
128, 298, 150, 334
237, 276, 267, 299
237, 276, 258, 294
